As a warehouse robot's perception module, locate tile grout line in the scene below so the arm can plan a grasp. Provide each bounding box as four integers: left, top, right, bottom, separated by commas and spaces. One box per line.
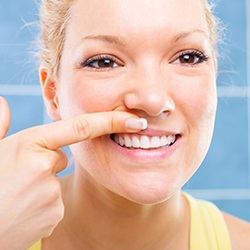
184, 188, 250, 200
2, 84, 250, 97
246, 0, 250, 220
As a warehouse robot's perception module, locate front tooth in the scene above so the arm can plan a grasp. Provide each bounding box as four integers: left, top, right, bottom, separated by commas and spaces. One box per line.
124, 135, 132, 147
150, 136, 161, 148
132, 136, 140, 148
141, 136, 150, 149
160, 136, 168, 146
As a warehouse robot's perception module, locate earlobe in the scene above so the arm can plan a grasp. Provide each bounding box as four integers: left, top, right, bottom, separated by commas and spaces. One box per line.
39, 68, 61, 121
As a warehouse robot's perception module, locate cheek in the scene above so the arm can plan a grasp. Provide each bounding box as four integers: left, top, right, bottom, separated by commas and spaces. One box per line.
174, 74, 217, 152
194, 85, 217, 131
184, 77, 217, 166
190, 86, 217, 148
176, 74, 217, 127
58, 77, 124, 118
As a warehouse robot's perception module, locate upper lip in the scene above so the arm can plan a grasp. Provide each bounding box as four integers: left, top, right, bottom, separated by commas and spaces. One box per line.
124, 127, 179, 137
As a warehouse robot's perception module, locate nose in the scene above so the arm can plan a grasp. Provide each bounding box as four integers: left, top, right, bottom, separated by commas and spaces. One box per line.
124, 70, 175, 117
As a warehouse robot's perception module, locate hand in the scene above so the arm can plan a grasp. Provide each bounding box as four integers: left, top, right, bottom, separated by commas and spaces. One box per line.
0, 97, 11, 139
0, 102, 147, 250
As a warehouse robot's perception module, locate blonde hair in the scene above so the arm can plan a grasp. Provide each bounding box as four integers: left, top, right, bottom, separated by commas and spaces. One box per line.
38, 0, 74, 79
38, 0, 220, 79
201, 0, 221, 47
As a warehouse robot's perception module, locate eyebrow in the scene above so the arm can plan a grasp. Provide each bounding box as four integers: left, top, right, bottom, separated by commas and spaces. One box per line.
82, 29, 209, 47
174, 29, 209, 42
82, 35, 127, 47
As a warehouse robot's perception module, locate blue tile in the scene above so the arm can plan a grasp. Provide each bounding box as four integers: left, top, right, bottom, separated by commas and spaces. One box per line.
185, 97, 249, 189
3, 95, 44, 135
216, 0, 247, 86
0, 0, 39, 86
213, 199, 250, 222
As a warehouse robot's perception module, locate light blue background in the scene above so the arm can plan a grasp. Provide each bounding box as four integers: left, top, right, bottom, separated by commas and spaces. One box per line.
1, 0, 250, 221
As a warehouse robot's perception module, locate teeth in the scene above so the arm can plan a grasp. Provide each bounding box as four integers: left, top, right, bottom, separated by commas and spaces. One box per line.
118, 136, 125, 146
151, 136, 161, 148
132, 136, 140, 148
124, 135, 132, 147
113, 134, 176, 149
141, 136, 150, 149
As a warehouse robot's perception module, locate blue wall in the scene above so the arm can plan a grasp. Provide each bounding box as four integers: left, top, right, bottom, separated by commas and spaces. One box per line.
1, 0, 250, 221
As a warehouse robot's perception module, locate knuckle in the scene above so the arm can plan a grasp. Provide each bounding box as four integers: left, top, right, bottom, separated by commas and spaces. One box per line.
40, 179, 62, 204
57, 149, 68, 167
48, 180, 62, 200
44, 228, 54, 238
111, 115, 118, 132
72, 117, 92, 140
56, 201, 65, 221
39, 152, 62, 175
40, 157, 56, 174
45, 208, 64, 237
40, 198, 64, 238
52, 202, 64, 223
52, 201, 64, 224
46, 190, 64, 225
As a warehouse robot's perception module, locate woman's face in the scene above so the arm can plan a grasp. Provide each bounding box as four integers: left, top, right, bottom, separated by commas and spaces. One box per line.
54, 0, 217, 204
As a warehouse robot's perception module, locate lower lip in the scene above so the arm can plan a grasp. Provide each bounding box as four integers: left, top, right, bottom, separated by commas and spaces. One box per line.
109, 135, 180, 162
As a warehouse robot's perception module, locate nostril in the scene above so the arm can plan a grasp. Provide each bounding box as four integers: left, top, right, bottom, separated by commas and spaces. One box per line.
155, 100, 175, 116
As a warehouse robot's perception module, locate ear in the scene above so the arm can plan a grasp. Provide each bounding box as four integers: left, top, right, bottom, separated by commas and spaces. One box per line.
39, 68, 61, 121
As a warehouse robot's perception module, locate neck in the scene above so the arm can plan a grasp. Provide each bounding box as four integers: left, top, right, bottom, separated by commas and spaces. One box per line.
43, 169, 190, 250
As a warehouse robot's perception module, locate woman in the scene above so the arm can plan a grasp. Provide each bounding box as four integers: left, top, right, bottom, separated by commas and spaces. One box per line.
0, 0, 249, 249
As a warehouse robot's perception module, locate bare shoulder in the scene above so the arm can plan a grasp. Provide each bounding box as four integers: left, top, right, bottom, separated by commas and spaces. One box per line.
222, 211, 250, 250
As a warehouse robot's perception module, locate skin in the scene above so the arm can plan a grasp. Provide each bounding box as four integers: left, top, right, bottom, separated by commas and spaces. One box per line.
0, 97, 10, 139
0, 96, 143, 250
0, 0, 249, 249
41, 0, 220, 249
51, 0, 217, 205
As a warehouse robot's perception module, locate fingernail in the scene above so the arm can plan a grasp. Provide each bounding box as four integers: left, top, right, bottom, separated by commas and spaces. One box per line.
126, 118, 147, 130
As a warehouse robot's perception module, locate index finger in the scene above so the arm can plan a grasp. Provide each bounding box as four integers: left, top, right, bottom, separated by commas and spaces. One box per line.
31, 111, 147, 150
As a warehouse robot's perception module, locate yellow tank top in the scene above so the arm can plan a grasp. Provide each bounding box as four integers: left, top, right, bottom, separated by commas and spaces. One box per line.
28, 193, 232, 250
184, 193, 232, 250
28, 240, 41, 250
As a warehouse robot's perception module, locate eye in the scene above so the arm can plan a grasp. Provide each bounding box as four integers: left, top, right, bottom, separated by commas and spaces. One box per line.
172, 50, 210, 65
82, 55, 121, 70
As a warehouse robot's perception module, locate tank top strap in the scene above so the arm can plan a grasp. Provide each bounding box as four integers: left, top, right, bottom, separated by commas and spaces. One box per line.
183, 193, 232, 250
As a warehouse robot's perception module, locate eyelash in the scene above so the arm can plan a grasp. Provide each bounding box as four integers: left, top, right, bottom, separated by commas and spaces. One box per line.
174, 50, 210, 65
81, 50, 210, 70
82, 55, 120, 70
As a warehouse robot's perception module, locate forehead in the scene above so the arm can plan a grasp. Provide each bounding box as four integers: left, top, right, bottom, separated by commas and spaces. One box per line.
68, 0, 209, 43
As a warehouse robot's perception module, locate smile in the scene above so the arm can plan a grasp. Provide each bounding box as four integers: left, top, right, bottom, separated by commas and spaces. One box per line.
111, 134, 177, 150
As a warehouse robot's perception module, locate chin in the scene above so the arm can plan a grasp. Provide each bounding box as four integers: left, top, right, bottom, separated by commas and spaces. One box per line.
116, 176, 182, 206
122, 190, 178, 206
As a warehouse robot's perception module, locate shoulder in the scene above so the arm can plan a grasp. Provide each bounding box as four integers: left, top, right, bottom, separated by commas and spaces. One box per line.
222, 211, 250, 250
